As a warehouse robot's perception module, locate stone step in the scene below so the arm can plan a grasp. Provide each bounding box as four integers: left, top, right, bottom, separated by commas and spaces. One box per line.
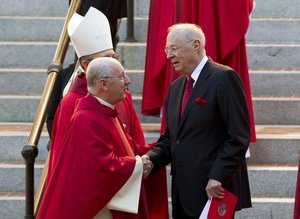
250, 125, 300, 164
0, 17, 66, 42
252, 0, 300, 18
0, 0, 67, 17
247, 165, 297, 197
0, 42, 75, 69
0, 163, 296, 198
250, 70, 300, 97
1, 68, 300, 97
0, 69, 47, 95
235, 198, 294, 219
0, 95, 300, 124
0, 195, 294, 219
246, 18, 300, 43
252, 97, 300, 125
2, 42, 299, 70
0, 123, 299, 163
246, 43, 300, 70
2, 16, 299, 44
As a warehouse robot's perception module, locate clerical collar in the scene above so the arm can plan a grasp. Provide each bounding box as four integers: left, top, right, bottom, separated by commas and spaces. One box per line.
190, 55, 208, 87
90, 94, 115, 109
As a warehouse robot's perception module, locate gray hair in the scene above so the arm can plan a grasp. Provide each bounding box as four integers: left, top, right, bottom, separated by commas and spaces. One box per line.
168, 23, 206, 48
86, 57, 121, 93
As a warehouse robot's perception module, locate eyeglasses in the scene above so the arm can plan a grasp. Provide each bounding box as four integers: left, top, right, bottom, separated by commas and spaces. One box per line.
164, 40, 194, 55
101, 73, 126, 81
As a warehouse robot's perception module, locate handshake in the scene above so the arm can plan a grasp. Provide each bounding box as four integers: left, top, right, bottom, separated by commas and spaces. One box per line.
141, 155, 154, 179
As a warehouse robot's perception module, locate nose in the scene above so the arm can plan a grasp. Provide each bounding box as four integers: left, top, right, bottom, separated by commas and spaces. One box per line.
124, 74, 131, 85
166, 52, 175, 59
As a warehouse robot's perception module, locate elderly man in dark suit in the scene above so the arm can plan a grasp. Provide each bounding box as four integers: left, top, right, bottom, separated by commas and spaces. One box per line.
143, 23, 251, 219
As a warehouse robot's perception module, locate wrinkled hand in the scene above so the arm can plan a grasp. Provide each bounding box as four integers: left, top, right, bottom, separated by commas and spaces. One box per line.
141, 155, 153, 179
205, 179, 224, 200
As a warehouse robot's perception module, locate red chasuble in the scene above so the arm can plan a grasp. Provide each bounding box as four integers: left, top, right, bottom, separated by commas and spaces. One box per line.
116, 91, 145, 146
47, 76, 145, 181
142, 0, 256, 142
45, 74, 167, 218
47, 74, 87, 181
37, 94, 148, 219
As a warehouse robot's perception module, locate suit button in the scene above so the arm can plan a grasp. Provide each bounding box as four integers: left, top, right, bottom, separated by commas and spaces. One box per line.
176, 140, 180, 144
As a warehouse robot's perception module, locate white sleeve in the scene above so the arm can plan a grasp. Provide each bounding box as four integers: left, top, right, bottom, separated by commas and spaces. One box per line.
106, 155, 143, 213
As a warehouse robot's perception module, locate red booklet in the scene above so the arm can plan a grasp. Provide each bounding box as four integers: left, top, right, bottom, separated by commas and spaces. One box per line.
207, 189, 238, 219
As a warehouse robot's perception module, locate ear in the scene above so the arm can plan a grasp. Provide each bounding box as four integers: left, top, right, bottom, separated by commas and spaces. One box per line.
81, 59, 90, 70
193, 40, 201, 50
99, 79, 109, 91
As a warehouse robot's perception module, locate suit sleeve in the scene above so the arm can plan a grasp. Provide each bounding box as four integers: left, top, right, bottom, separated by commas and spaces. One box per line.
208, 70, 251, 184
46, 71, 64, 138
46, 64, 74, 138
146, 89, 172, 173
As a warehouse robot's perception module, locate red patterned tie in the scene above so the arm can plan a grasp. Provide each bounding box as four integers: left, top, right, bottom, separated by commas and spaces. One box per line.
181, 77, 194, 118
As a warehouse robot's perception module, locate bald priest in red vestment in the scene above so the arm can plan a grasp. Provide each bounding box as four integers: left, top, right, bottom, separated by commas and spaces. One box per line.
37, 57, 153, 219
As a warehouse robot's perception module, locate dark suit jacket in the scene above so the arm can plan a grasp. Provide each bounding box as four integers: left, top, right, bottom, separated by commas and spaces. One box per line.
46, 63, 75, 137
147, 59, 251, 216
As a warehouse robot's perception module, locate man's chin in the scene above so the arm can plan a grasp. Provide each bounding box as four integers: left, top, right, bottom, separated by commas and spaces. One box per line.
174, 67, 181, 72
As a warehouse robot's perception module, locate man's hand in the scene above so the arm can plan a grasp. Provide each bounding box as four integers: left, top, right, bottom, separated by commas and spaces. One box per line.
141, 155, 153, 179
205, 179, 224, 200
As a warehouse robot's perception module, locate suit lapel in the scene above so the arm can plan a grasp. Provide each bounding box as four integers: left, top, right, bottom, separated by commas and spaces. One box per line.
179, 59, 213, 128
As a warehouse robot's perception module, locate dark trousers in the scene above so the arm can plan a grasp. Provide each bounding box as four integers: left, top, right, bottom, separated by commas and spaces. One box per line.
173, 194, 198, 219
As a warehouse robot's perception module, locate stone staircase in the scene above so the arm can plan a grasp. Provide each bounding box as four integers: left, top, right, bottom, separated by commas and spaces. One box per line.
0, 0, 299, 218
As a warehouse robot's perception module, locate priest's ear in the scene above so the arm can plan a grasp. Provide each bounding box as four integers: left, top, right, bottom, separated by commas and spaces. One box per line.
98, 78, 110, 91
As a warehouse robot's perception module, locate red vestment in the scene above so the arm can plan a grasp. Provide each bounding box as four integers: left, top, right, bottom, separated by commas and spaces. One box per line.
116, 89, 145, 146
47, 74, 87, 180
142, 0, 256, 142
47, 75, 144, 181
37, 94, 149, 219
45, 75, 168, 218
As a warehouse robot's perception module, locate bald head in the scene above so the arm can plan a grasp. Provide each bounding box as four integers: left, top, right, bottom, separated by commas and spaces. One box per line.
86, 57, 130, 104
167, 23, 206, 52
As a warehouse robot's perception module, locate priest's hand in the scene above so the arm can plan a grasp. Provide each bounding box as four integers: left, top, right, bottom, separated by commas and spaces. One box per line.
206, 179, 224, 200
141, 155, 153, 179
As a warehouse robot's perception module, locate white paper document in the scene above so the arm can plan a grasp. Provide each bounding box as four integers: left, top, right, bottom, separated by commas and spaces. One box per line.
199, 199, 211, 219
